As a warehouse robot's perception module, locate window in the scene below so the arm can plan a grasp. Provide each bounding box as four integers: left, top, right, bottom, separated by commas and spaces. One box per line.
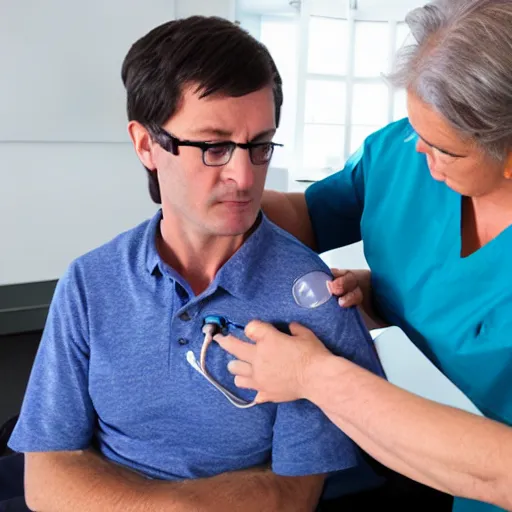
354, 22, 389, 77
238, 0, 419, 181
393, 22, 411, 121
300, 16, 412, 177
308, 17, 349, 75
351, 83, 389, 153
260, 16, 298, 169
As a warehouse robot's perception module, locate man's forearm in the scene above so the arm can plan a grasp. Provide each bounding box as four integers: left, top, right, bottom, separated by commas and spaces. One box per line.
26, 450, 323, 512
303, 355, 512, 510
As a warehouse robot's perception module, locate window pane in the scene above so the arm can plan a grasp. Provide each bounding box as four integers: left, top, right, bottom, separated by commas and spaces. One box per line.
303, 124, 345, 170
396, 22, 411, 51
350, 125, 380, 154
308, 17, 348, 75
393, 88, 408, 120
352, 84, 389, 126
261, 19, 296, 77
354, 22, 389, 77
260, 17, 298, 168
305, 80, 346, 124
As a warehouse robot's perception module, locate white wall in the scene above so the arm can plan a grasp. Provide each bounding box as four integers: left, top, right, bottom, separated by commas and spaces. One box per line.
0, 1, 176, 143
237, 12, 262, 40
0, 143, 156, 285
176, 0, 235, 19
0, 0, 250, 286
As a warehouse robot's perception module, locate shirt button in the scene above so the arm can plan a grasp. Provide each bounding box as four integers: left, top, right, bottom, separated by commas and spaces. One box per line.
179, 312, 191, 321
178, 338, 189, 346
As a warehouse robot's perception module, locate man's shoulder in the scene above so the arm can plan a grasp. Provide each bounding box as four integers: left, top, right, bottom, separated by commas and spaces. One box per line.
65, 216, 154, 285
252, 219, 376, 354
247, 219, 338, 313
263, 218, 330, 275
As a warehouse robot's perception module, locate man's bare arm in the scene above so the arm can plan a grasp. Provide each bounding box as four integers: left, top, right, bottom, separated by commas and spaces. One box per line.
261, 191, 316, 250
25, 450, 325, 512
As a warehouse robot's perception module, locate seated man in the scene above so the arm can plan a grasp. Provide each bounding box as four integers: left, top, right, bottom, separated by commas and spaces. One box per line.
8, 16, 384, 512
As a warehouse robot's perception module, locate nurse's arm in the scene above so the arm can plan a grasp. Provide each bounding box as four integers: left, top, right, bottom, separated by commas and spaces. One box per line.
262, 190, 316, 249
303, 354, 512, 510
25, 449, 324, 512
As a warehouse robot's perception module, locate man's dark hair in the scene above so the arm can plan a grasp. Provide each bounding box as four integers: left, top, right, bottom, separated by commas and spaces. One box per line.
121, 16, 283, 204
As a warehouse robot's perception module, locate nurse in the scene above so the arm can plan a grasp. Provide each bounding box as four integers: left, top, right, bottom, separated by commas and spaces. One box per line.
218, 1, 512, 511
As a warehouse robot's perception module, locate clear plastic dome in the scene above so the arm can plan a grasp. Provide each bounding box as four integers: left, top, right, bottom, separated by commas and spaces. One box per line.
292, 271, 333, 308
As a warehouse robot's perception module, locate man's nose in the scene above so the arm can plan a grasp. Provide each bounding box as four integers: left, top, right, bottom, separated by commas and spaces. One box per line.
223, 147, 255, 190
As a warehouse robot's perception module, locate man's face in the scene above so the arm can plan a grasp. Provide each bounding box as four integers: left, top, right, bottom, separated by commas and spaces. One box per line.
151, 85, 276, 238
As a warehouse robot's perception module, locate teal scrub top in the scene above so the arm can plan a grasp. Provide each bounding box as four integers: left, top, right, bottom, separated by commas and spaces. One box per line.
306, 118, 512, 512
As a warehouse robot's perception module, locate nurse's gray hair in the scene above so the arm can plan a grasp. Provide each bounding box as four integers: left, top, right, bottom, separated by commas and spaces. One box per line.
389, 0, 512, 160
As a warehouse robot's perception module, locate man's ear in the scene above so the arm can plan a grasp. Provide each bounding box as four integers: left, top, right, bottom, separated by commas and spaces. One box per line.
128, 121, 157, 171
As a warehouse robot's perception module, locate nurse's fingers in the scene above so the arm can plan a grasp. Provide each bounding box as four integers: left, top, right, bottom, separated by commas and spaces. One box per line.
214, 333, 256, 363
328, 269, 358, 296
227, 359, 253, 377
330, 268, 352, 279
234, 375, 254, 389
232, 380, 273, 405
338, 288, 363, 307
245, 320, 284, 343
254, 392, 271, 404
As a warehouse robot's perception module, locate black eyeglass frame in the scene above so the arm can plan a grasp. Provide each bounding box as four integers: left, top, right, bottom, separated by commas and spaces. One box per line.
149, 125, 283, 167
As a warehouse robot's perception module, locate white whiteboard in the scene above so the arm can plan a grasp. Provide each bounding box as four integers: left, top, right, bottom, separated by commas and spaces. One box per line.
372, 327, 482, 416
0, 0, 175, 143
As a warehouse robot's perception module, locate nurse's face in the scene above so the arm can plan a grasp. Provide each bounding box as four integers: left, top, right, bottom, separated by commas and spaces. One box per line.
131, 84, 276, 238
407, 91, 512, 198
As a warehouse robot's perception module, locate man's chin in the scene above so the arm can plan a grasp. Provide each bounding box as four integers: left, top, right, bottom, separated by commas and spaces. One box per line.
212, 212, 260, 237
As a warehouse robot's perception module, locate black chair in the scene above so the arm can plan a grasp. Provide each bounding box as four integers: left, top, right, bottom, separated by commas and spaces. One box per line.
0, 417, 29, 511
0, 416, 18, 458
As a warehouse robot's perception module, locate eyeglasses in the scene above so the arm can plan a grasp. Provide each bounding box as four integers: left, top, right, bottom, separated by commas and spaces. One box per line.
149, 125, 283, 167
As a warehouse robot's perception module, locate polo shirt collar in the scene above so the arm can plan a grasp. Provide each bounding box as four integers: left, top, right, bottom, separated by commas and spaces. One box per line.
144, 209, 273, 301
144, 210, 164, 276
213, 212, 272, 301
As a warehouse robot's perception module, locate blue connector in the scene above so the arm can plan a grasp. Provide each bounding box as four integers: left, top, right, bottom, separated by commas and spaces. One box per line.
203, 315, 227, 332
202, 315, 245, 336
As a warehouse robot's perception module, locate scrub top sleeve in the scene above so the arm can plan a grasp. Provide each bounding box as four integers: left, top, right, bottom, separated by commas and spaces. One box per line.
305, 145, 366, 253
9, 262, 96, 453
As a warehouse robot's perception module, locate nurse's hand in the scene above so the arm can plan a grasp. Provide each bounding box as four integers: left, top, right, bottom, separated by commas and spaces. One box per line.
329, 269, 369, 307
214, 320, 331, 404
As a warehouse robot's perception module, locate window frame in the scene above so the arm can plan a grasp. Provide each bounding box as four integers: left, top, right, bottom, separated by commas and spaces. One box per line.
294, 2, 408, 180
242, 0, 413, 181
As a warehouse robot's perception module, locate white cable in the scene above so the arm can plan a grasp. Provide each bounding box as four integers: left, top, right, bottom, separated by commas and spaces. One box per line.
186, 324, 258, 409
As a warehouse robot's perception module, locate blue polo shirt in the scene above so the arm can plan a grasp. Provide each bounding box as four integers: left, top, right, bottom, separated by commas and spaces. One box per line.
10, 211, 383, 491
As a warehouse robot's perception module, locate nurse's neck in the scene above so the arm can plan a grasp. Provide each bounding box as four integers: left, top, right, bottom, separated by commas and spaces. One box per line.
471, 177, 512, 219
464, 181, 512, 254
156, 208, 258, 296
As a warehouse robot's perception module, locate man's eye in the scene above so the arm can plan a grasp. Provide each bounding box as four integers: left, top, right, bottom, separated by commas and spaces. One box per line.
207, 146, 230, 156
253, 143, 272, 156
